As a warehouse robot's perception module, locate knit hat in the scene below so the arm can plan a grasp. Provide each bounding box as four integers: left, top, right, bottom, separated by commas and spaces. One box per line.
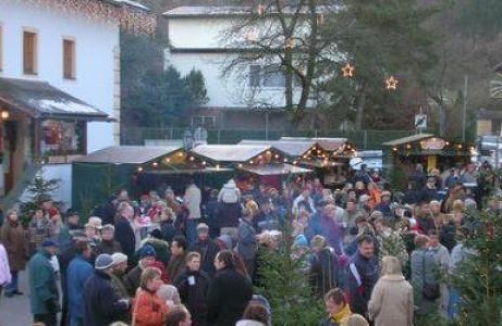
111, 252, 128, 265
381, 190, 391, 197
196, 223, 209, 233
95, 254, 114, 270
42, 239, 59, 248
139, 244, 156, 259
85, 216, 103, 229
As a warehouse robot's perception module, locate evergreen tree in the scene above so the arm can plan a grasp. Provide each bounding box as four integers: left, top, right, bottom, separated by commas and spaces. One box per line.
20, 174, 61, 226
449, 210, 502, 325
255, 235, 323, 325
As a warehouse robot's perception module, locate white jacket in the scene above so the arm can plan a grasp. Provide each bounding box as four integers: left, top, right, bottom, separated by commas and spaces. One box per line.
0, 243, 12, 285
184, 184, 202, 219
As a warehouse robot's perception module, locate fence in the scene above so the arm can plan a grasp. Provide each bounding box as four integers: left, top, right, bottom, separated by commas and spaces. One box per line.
120, 126, 416, 150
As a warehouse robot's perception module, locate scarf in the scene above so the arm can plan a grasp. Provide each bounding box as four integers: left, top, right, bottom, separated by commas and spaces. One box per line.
331, 304, 352, 324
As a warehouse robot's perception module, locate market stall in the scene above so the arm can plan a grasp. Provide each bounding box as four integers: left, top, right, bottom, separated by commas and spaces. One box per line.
383, 134, 474, 173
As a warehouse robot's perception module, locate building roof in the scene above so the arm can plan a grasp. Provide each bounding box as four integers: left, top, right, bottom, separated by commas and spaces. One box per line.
279, 137, 350, 151
238, 163, 312, 176
382, 133, 434, 147
0, 77, 110, 121
74, 146, 182, 164
163, 5, 334, 18
239, 139, 316, 157
190, 144, 271, 162
110, 0, 149, 11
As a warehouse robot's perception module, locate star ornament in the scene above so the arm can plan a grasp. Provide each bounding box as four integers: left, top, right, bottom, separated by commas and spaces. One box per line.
341, 63, 354, 78
385, 76, 398, 90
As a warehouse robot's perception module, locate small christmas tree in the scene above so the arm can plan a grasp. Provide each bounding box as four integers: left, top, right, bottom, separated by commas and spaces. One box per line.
449, 210, 502, 325
255, 234, 323, 325
19, 173, 61, 226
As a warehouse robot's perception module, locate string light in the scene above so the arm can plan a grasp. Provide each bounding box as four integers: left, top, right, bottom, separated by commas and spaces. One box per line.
152, 162, 158, 167
137, 166, 143, 172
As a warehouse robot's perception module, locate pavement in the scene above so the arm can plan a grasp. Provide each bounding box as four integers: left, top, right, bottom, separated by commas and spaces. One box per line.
0, 271, 33, 326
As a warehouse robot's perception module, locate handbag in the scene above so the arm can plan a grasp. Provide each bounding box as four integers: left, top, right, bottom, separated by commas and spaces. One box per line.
421, 252, 440, 300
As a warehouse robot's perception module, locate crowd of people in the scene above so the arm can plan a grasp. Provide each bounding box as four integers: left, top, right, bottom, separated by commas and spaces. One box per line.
0, 161, 498, 326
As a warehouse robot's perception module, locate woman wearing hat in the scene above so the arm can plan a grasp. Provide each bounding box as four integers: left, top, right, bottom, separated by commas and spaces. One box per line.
0, 209, 26, 297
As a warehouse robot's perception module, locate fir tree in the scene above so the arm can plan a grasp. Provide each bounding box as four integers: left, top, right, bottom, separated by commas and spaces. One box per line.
255, 234, 323, 325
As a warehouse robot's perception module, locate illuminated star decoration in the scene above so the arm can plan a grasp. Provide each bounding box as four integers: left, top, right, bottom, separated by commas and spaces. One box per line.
385, 76, 398, 90
341, 63, 355, 78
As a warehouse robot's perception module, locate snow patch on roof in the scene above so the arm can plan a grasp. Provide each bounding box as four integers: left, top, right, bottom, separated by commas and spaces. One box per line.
113, 0, 149, 11
31, 99, 101, 114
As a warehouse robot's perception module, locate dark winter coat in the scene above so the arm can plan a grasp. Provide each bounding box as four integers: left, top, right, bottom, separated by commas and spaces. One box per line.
217, 202, 242, 228
160, 220, 177, 244
237, 218, 257, 261
207, 266, 253, 326
174, 269, 211, 326
310, 247, 339, 297
66, 255, 93, 319
114, 216, 136, 258
96, 239, 122, 255
345, 251, 379, 315
0, 220, 26, 271
123, 264, 144, 297
83, 269, 129, 326
190, 238, 220, 277
28, 250, 59, 315
167, 253, 187, 283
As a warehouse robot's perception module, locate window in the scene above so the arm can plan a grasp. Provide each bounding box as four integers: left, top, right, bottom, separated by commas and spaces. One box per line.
63, 39, 75, 79
23, 30, 37, 75
248, 64, 286, 88
41, 120, 85, 156
192, 116, 217, 128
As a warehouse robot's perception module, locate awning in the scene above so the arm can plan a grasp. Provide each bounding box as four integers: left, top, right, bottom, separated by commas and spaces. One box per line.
238, 163, 313, 176
190, 144, 272, 163
382, 133, 434, 147
74, 146, 183, 164
239, 139, 317, 157
0, 77, 111, 121
280, 137, 351, 152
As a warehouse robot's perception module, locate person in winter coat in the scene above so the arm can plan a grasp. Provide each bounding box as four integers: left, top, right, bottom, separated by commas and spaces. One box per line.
114, 202, 136, 259
28, 239, 60, 326
27, 208, 52, 256
428, 229, 451, 317
83, 254, 130, 326
132, 267, 169, 326
217, 179, 242, 239
319, 288, 352, 326
368, 256, 414, 326
165, 305, 192, 326
411, 235, 439, 315
237, 207, 258, 279
345, 235, 379, 316
207, 250, 253, 326
124, 244, 159, 296
189, 223, 219, 278
309, 235, 338, 298
0, 209, 26, 297
96, 224, 122, 255
174, 252, 210, 326
0, 240, 12, 302
167, 235, 188, 282
66, 240, 94, 326
184, 178, 202, 246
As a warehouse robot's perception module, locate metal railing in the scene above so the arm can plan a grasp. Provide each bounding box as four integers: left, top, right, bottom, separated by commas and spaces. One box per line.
120, 126, 415, 150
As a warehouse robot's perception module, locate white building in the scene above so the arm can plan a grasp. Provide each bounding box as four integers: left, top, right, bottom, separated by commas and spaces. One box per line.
163, 6, 323, 130
0, 0, 153, 208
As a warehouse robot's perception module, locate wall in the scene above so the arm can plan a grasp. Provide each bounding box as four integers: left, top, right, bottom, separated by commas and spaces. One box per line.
0, 0, 120, 207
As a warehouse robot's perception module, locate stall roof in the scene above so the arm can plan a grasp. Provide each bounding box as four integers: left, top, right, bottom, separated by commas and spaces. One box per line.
238, 139, 316, 157
238, 163, 313, 176
382, 133, 434, 147
279, 137, 350, 151
190, 144, 271, 163
0, 77, 111, 121
142, 167, 233, 175
74, 146, 182, 164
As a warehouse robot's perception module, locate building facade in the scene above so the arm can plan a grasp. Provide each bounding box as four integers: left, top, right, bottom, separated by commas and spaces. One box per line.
0, 0, 153, 207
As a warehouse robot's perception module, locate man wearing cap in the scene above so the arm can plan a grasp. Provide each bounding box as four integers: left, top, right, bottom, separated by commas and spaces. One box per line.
373, 190, 393, 220
123, 244, 157, 296
66, 240, 93, 326
190, 223, 220, 278
110, 253, 129, 299
28, 239, 60, 326
83, 254, 130, 326
96, 224, 122, 255
58, 209, 83, 251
